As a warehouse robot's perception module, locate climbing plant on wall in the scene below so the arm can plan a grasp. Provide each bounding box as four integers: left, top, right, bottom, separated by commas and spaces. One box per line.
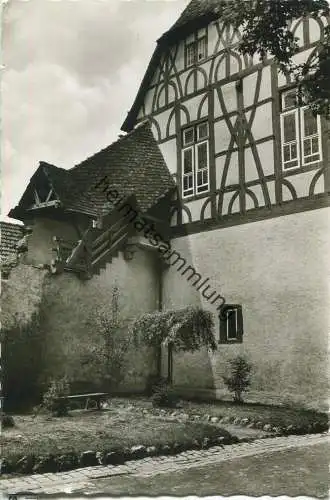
130, 306, 216, 384
131, 306, 216, 352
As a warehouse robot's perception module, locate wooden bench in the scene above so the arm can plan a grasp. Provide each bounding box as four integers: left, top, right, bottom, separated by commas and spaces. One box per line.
57, 392, 108, 410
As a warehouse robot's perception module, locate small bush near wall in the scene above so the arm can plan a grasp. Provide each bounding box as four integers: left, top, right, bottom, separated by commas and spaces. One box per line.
145, 374, 167, 397
1, 413, 15, 428
223, 356, 252, 403
42, 376, 70, 417
148, 376, 179, 408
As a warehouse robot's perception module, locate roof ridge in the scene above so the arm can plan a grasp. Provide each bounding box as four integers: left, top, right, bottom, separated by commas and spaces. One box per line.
39, 161, 69, 174
8, 119, 174, 221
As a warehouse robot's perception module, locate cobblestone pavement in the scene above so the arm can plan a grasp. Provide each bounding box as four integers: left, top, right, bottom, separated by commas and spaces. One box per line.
0, 433, 328, 496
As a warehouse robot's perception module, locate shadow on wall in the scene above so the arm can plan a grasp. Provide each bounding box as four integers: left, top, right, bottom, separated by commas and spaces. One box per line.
1, 265, 48, 411
161, 231, 217, 397
35, 253, 159, 395
2, 248, 160, 409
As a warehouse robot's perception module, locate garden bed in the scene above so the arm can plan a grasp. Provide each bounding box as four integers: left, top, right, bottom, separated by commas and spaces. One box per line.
177, 398, 328, 433
103, 396, 328, 434
0, 407, 235, 476
1, 396, 327, 477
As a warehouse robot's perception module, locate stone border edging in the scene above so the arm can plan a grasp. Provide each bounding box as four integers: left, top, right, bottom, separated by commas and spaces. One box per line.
1, 405, 327, 477
0, 432, 238, 476
129, 404, 327, 436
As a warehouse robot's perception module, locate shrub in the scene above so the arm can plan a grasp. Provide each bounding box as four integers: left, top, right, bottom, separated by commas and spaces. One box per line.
151, 378, 178, 408
1, 413, 15, 428
223, 355, 252, 403
145, 374, 168, 397
42, 376, 70, 417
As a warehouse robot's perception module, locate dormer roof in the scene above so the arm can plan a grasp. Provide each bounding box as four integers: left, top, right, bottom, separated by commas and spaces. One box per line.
9, 121, 175, 221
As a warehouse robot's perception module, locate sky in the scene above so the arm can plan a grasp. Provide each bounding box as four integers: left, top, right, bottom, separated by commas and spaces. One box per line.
1, 0, 189, 222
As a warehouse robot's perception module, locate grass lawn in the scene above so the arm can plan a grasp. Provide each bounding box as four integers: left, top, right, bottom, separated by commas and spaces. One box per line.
2, 396, 327, 465
1, 405, 230, 462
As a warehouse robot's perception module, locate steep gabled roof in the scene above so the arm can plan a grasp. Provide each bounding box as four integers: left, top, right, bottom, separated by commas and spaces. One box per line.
8, 162, 74, 220
166, 0, 222, 34
121, 0, 224, 132
66, 120, 176, 216
0, 221, 24, 264
9, 121, 175, 221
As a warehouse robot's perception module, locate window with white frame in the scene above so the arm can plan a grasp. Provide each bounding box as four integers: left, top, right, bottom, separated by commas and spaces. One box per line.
280, 89, 322, 170
182, 121, 209, 198
185, 35, 207, 68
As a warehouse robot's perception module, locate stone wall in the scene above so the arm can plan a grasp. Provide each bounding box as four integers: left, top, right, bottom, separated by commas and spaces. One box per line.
2, 264, 48, 409
39, 248, 159, 392
2, 216, 161, 405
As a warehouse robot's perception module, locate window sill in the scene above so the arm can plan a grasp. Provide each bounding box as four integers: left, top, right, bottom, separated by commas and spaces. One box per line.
219, 339, 243, 345
185, 55, 211, 70
181, 191, 211, 203
282, 160, 324, 175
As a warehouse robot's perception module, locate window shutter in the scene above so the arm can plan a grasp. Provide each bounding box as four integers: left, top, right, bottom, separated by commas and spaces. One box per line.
281, 109, 300, 169
182, 146, 194, 198
219, 307, 228, 343
301, 107, 321, 165
237, 306, 243, 342
197, 37, 206, 61
196, 141, 209, 193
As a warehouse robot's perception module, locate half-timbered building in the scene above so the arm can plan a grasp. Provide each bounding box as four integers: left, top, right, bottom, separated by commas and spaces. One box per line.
121, 0, 330, 409
3, 0, 329, 409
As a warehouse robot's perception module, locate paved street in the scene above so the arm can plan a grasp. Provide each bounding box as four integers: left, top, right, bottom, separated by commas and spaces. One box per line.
0, 433, 328, 498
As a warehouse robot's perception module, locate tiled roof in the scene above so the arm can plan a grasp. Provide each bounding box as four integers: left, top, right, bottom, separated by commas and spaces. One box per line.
0, 221, 24, 264
167, 0, 223, 33
9, 121, 176, 220
67, 120, 175, 216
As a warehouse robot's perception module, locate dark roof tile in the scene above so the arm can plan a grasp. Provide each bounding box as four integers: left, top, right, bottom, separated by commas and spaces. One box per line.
0, 221, 24, 264
168, 0, 222, 32
65, 121, 175, 216
9, 121, 175, 220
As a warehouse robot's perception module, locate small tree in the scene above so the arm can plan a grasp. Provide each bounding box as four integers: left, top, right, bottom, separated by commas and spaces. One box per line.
222, 0, 330, 117
223, 355, 252, 404
83, 286, 132, 390
130, 306, 216, 386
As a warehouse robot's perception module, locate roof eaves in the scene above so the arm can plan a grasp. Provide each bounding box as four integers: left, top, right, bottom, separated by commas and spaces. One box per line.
121, 4, 221, 132
158, 10, 219, 45
121, 45, 162, 132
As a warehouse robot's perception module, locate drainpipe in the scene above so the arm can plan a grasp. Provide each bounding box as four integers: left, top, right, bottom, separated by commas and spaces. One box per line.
156, 255, 162, 378
158, 255, 173, 385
